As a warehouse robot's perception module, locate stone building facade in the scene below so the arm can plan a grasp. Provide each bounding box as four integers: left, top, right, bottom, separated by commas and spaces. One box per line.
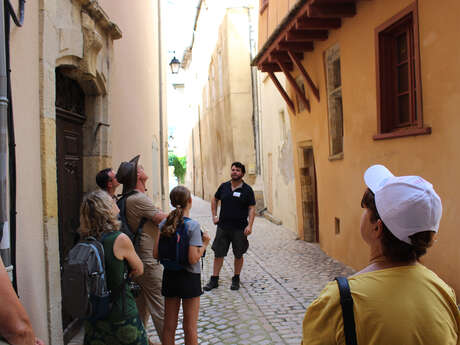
9, 1, 168, 343
184, 1, 264, 207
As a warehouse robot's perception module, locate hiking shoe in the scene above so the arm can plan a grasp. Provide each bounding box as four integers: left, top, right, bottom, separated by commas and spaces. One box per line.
203, 277, 219, 291
230, 276, 240, 290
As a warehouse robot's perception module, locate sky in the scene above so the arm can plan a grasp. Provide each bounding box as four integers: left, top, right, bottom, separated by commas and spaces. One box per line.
165, 0, 200, 61
165, 0, 200, 157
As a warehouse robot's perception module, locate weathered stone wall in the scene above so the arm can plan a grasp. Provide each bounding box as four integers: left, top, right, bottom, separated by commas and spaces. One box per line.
186, 6, 260, 203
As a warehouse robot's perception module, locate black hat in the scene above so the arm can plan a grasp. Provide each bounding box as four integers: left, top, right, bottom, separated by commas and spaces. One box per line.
116, 155, 140, 194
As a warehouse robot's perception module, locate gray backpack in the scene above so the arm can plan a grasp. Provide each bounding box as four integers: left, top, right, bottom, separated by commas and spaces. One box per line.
62, 236, 111, 320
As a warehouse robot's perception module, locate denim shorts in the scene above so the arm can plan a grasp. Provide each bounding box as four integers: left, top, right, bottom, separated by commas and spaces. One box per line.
211, 226, 249, 258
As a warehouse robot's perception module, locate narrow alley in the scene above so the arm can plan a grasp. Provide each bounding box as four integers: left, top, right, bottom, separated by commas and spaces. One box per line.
147, 196, 354, 345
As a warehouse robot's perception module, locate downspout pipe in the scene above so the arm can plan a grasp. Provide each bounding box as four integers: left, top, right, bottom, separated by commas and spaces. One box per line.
3, 0, 25, 292
157, 0, 165, 205
0, 3, 8, 250
7, 0, 24, 27
246, 7, 261, 175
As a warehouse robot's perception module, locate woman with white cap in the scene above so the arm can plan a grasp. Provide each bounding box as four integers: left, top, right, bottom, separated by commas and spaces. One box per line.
301, 164, 460, 345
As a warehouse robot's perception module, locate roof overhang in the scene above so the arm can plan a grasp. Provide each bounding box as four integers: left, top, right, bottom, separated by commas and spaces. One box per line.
252, 0, 368, 113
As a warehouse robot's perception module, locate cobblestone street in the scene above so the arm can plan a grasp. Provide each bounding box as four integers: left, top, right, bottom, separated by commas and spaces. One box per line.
147, 196, 355, 344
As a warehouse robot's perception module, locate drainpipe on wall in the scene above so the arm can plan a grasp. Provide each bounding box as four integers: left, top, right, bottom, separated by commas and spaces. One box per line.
4, 0, 25, 291
157, 0, 166, 206
0, 2, 8, 251
246, 7, 261, 175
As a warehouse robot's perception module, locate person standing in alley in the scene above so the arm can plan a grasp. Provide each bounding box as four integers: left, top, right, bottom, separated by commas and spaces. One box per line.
204, 162, 256, 291
79, 190, 148, 345
96, 168, 120, 201
154, 185, 210, 345
116, 155, 168, 345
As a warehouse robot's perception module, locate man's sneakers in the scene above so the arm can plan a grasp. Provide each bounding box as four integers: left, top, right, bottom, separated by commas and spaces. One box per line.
204, 275, 241, 291
203, 276, 219, 291
230, 275, 240, 290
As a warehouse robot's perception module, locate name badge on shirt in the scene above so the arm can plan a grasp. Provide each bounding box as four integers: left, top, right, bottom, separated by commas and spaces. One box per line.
233, 192, 241, 197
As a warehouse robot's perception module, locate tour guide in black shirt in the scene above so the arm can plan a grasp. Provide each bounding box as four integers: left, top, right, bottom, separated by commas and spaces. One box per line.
204, 162, 256, 291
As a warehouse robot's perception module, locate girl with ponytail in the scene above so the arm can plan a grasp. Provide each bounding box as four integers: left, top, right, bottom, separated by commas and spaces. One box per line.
153, 185, 210, 345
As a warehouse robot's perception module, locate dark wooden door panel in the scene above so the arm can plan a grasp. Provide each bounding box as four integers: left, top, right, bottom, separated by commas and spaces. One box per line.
56, 115, 83, 264
56, 110, 84, 331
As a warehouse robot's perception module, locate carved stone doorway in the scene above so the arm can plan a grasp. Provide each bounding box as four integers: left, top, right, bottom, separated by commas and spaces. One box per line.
55, 69, 86, 335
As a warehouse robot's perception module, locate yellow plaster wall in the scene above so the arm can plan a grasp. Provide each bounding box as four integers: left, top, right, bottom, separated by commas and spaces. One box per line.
277, 0, 460, 295
100, 0, 168, 208
10, 1, 49, 341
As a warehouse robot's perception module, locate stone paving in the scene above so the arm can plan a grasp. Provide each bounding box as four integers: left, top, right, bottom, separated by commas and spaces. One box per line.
146, 196, 355, 345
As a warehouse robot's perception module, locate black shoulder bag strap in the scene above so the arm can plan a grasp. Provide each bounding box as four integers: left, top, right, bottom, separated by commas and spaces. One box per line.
335, 277, 358, 345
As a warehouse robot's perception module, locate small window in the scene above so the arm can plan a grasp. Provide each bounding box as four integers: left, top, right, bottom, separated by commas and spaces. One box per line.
325, 44, 344, 158
295, 76, 307, 113
375, 4, 429, 139
260, 0, 268, 13
335, 217, 340, 235
279, 110, 287, 141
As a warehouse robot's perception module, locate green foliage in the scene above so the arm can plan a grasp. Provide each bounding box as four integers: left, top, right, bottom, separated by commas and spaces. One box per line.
168, 153, 186, 184
168, 153, 175, 166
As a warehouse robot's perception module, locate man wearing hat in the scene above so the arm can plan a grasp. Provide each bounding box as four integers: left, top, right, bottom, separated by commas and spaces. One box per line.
116, 155, 167, 345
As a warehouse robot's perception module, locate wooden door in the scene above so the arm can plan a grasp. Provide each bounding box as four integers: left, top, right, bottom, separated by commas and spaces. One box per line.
56, 108, 84, 331
300, 148, 318, 242
56, 109, 84, 264
55, 68, 86, 335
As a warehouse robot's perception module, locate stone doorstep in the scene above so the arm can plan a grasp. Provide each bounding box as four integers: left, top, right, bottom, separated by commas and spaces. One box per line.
263, 212, 282, 225
67, 327, 84, 345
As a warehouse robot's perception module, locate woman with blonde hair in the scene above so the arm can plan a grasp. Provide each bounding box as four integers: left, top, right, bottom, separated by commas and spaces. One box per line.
154, 186, 210, 345
79, 190, 148, 345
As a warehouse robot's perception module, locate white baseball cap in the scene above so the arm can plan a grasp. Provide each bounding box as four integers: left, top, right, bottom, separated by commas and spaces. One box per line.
364, 164, 442, 245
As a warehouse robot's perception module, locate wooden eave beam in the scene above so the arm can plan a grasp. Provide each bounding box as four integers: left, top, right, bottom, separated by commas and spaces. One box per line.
295, 17, 342, 30
276, 59, 311, 113
254, 1, 313, 69
269, 51, 303, 63
261, 62, 293, 72
307, 3, 356, 18
287, 50, 320, 102
277, 41, 314, 52
285, 29, 328, 41
267, 71, 295, 113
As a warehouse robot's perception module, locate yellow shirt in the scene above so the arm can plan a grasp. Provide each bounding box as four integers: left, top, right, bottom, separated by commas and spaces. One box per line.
302, 264, 460, 345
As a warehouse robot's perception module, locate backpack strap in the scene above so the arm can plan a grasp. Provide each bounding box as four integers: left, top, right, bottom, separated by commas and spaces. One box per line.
335, 277, 358, 345
119, 191, 147, 237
